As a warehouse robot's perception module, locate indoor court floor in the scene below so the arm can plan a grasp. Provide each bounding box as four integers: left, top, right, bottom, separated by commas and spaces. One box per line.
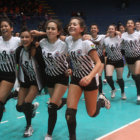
0, 66, 140, 140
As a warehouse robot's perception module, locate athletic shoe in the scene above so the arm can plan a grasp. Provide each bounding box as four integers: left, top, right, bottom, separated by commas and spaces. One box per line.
121, 93, 127, 100
32, 102, 39, 118
46, 98, 50, 104
44, 135, 52, 140
103, 79, 107, 84
98, 94, 111, 109
24, 125, 33, 137
111, 89, 116, 98
137, 96, 140, 104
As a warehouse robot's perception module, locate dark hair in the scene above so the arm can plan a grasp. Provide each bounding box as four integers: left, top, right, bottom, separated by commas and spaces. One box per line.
117, 24, 125, 31
20, 26, 30, 36
0, 18, 13, 28
108, 24, 117, 31
45, 19, 63, 37
126, 19, 135, 25
90, 23, 99, 29
69, 16, 87, 35
20, 26, 35, 59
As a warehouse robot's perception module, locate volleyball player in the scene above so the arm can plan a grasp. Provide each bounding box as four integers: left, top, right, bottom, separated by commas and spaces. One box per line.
103, 24, 126, 99
65, 17, 110, 140
121, 20, 140, 104
118, 24, 126, 33
89, 24, 106, 94
117, 24, 132, 78
39, 19, 69, 140
135, 21, 140, 34
0, 18, 20, 122
15, 27, 46, 137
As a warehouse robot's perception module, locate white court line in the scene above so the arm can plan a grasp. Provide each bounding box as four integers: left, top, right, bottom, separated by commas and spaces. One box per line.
96, 118, 140, 140
17, 116, 24, 119
0, 120, 8, 124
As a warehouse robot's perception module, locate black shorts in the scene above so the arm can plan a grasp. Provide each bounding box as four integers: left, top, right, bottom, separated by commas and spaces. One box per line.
70, 76, 99, 91
20, 80, 37, 88
99, 55, 105, 64
0, 72, 15, 83
106, 58, 124, 68
46, 73, 69, 88
125, 55, 140, 65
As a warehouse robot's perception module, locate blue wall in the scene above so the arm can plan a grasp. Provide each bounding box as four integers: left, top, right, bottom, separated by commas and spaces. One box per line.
48, 0, 140, 33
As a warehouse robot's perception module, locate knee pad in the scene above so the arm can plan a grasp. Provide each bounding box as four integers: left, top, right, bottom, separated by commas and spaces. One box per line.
22, 102, 33, 114
48, 103, 58, 114
16, 104, 24, 112
65, 108, 77, 124
117, 79, 124, 84
135, 74, 140, 81
132, 75, 136, 81
106, 76, 112, 82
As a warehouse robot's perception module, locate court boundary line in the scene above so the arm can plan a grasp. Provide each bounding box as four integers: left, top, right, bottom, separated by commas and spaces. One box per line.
96, 118, 140, 140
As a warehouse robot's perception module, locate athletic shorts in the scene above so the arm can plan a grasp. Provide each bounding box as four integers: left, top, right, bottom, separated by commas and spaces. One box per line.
99, 55, 105, 64
70, 76, 98, 91
106, 58, 124, 68
0, 72, 15, 83
20, 80, 37, 88
125, 55, 140, 65
46, 73, 69, 88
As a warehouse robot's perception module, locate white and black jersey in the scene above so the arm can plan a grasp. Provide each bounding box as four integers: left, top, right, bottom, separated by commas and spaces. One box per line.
16, 46, 47, 90
135, 30, 140, 35
103, 35, 123, 61
65, 36, 97, 78
91, 35, 105, 57
121, 32, 140, 57
20, 49, 36, 81
0, 36, 20, 74
40, 38, 68, 76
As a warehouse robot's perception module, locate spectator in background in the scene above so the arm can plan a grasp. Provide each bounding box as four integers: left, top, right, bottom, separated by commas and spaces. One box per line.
135, 21, 140, 34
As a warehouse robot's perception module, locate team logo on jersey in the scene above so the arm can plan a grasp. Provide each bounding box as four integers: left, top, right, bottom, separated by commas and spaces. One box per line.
77, 49, 82, 55
10, 49, 15, 54
91, 44, 95, 49
55, 51, 60, 57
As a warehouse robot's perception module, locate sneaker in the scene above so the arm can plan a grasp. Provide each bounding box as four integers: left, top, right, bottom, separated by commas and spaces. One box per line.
103, 79, 107, 84
45, 135, 52, 140
111, 89, 116, 98
32, 102, 39, 118
24, 125, 33, 137
137, 96, 140, 104
46, 98, 51, 104
98, 94, 111, 109
121, 93, 127, 100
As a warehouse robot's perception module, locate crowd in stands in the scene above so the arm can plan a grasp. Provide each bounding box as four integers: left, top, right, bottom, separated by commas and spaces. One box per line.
0, 0, 52, 32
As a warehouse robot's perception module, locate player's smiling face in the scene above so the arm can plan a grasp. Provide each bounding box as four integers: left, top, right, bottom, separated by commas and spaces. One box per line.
108, 25, 116, 37
68, 19, 84, 37
90, 25, 99, 35
46, 22, 60, 41
126, 20, 135, 31
0, 21, 13, 39
20, 31, 33, 49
